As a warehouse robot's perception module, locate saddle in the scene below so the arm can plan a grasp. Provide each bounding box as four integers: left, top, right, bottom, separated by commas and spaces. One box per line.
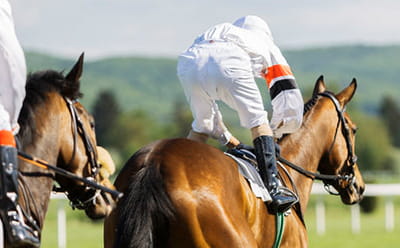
227, 147, 305, 222
225, 148, 272, 202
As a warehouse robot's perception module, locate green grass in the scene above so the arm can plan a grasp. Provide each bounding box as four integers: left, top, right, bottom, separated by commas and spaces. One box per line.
306, 196, 400, 248
40, 196, 400, 248
41, 199, 103, 248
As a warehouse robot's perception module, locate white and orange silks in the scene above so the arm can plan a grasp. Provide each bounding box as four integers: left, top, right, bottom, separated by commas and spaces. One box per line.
177, 15, 303, 143
0, 0, 26, 134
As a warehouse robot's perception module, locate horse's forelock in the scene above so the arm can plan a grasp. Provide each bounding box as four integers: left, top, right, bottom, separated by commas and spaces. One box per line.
27, 70, 83, 100
18, 70, 83, 145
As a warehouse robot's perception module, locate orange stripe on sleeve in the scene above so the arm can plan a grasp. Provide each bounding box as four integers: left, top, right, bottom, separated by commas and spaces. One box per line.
264, 64, 294, 88
0, 130, 16, 147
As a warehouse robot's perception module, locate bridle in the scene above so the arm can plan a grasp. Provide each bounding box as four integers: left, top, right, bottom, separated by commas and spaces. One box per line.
13, 96, 108, 236
318, 92, 358, 194
320, 92, 358, 169
18, 96, 121, 210
63, 97, 101, 209
278, 91, 358, 195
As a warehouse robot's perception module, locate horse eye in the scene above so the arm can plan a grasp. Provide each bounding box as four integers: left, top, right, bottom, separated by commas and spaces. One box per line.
90, 121, 95, 130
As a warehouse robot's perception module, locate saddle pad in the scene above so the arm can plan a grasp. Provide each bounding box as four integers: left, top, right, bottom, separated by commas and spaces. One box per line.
225, 152, 272, 202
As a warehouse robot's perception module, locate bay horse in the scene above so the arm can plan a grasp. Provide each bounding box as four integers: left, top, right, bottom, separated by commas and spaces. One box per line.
4, 54, 116, 247
104, 76, 365, 248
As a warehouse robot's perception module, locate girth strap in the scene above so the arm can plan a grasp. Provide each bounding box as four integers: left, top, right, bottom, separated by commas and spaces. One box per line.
273, 213, 285, 248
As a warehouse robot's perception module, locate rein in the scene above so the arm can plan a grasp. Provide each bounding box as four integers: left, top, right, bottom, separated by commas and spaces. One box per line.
277, 156, 348, 181
18, 151, 122, 199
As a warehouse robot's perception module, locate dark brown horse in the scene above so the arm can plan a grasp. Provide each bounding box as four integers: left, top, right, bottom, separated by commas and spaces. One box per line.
104, 76, 365, 248
5, 54, 116, 247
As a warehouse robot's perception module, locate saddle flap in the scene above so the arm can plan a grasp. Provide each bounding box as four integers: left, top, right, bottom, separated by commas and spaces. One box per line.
225, 149, 271, 202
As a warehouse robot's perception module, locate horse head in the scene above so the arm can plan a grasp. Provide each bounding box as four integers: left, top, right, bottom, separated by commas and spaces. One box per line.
312, 76, 365, 204
57, 54, 118, 219
28, 54, 117, 219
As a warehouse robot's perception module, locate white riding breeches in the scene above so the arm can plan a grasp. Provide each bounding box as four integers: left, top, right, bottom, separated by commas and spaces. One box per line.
177, 41, 269, 144
0, 0, 26, 131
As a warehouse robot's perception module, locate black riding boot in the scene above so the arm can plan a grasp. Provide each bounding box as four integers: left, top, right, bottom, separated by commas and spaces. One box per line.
253, 135, 298, 214
0, 146, 40, 247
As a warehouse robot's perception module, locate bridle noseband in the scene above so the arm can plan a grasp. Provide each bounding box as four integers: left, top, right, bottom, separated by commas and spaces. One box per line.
64, 97, 101, 209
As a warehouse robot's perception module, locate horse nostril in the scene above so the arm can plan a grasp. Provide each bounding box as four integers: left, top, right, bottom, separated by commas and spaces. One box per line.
359, 184, 365, 195
353, 180, 365, 202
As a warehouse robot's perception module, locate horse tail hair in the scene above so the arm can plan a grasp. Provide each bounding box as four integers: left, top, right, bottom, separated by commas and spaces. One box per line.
114, 160, 175, 248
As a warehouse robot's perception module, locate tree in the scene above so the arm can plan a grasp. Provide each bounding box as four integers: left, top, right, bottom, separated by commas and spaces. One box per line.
352, 111, 392, 172
92, 90, 121, 147
170, 100, 192, 138
111, 109, 163, 162
380, 95, 400, 147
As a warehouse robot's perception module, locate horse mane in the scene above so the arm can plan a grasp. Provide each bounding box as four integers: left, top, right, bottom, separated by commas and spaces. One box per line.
303, 90, 336, 115
279, 90, 333, 143
303, 93, 319, 114
17, 70, 83, 146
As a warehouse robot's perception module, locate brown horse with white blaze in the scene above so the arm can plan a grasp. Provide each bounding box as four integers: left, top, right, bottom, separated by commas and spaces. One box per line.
104, 76, 365, 248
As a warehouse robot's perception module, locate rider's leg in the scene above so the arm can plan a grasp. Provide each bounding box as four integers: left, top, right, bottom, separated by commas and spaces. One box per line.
0, 4, 39, 245
251, 124, 298, 214
188, 129, 240, 149
0, 129, 40, 247
187, 130, 209, 143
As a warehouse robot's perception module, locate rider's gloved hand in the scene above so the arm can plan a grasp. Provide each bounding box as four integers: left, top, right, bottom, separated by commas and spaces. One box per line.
236, 143, 254, 152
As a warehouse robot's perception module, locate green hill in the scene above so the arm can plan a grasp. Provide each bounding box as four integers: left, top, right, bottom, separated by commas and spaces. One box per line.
25, 52, 183, 118
284, 45, 400, 112
25, 45, 400, 118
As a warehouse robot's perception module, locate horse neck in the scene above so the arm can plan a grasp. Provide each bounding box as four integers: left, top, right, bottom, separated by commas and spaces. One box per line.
279, 104, 334, 212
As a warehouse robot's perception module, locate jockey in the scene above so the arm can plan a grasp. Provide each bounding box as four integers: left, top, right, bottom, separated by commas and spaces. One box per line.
0, 0, 40, 246
177, 15, 303, 214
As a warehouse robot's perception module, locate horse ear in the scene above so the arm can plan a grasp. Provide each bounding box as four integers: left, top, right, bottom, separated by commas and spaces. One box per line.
336, 78, 357, 106
313, 75, 326, 97
66, 52, 84, 82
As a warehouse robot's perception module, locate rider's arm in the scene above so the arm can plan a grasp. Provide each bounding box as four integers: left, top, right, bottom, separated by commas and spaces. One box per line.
262, 46, 303, 138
